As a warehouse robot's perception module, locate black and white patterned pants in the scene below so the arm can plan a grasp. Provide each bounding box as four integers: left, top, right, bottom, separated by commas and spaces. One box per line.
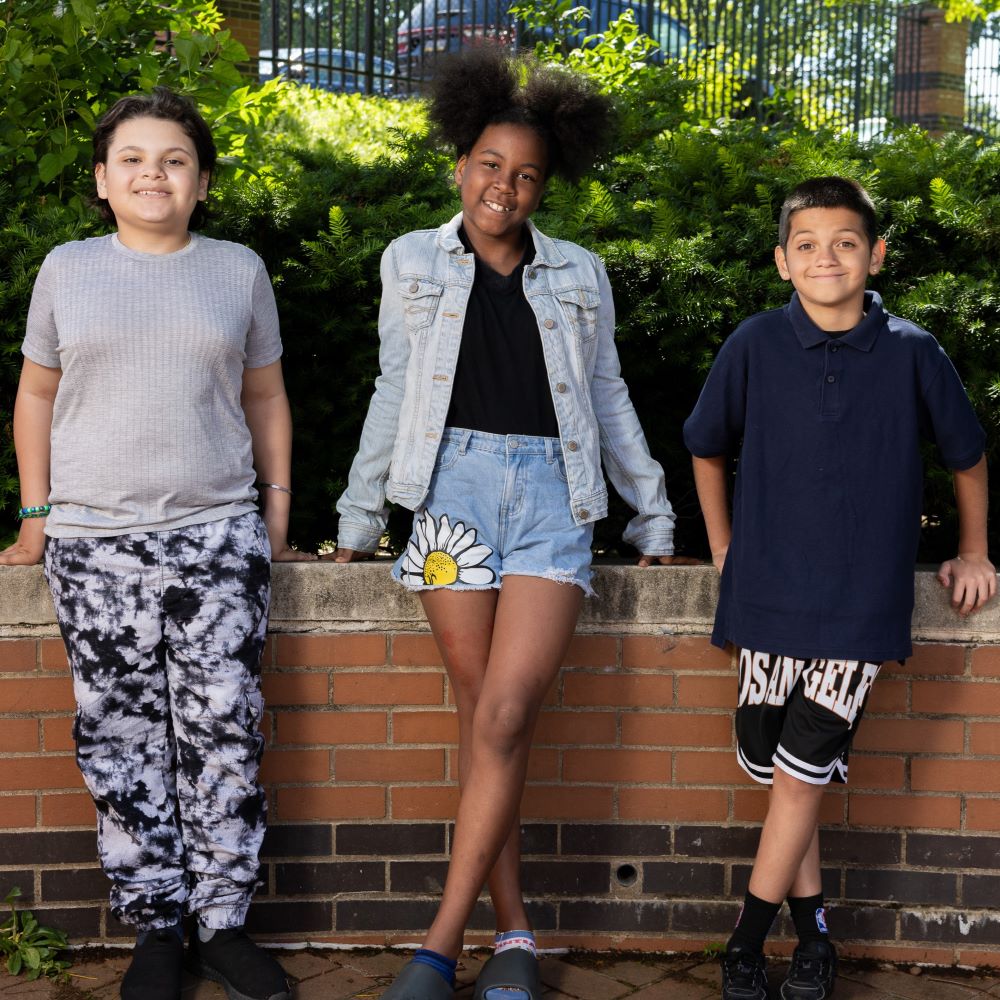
44, 513, 271, 931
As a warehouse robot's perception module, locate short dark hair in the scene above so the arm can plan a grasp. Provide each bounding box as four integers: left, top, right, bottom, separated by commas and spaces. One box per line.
92, 87, 217, 229
778, 176, 878, 249
427, 47, 615, 183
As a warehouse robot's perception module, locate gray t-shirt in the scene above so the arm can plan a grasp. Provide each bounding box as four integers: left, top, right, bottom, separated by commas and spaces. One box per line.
22, 233, 283, 537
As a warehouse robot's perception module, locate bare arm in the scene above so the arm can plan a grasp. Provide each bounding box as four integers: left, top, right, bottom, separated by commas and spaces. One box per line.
0, 359, 61, 565
242, 360, 316, 563
692, 454, 732, 574
937, 455, 996, 615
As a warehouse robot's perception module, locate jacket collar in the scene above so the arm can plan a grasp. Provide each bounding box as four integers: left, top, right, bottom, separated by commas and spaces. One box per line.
436, 212, 569, 268
787, 290, 886, 352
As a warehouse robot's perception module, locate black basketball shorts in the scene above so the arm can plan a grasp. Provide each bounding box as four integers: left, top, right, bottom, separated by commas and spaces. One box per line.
736, 648, 882, 786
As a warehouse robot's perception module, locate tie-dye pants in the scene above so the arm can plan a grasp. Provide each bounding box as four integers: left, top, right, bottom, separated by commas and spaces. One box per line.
44, 513, 271, 931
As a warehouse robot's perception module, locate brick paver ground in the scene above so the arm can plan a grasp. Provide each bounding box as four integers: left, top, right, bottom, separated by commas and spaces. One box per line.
2, 948, 999, 999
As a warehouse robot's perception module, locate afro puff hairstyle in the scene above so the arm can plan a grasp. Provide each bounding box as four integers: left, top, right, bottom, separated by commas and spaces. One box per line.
427, 45, 615, 183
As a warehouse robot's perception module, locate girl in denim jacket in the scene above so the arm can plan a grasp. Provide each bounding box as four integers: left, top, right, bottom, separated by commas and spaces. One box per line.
334, 48, 686, 1000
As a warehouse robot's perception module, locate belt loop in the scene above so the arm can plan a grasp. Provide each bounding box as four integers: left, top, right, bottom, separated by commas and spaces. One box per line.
545, 438, 555, 463
459, 428, 472, 455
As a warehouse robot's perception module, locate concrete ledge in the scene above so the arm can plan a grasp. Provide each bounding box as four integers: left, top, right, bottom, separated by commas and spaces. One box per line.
2, 563, 998, 641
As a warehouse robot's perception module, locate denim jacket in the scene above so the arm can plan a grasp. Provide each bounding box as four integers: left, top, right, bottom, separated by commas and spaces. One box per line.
336, 213, 676, 555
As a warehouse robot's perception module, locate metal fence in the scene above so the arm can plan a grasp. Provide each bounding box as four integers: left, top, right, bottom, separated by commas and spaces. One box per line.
259, 0, 1000, 136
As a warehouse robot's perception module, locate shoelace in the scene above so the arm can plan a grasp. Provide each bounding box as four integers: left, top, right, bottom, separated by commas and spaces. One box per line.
788, 954, 828, 981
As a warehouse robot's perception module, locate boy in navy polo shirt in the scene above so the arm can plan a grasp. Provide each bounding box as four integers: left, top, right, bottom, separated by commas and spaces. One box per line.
684, 177, 996, 1000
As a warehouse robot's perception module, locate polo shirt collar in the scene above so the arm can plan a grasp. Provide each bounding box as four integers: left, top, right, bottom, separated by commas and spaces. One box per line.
436, 212, 568, 267
787, 290, 886, 352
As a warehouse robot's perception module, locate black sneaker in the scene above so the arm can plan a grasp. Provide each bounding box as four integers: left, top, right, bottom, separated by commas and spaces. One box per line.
188, 927, 292, 1000
121, 926, 184, 1000
780, 939, 836, 999
721, 945, 770, 1000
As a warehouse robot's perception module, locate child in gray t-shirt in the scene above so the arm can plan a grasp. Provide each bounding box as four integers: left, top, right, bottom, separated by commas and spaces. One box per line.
0, 87, 314, 1000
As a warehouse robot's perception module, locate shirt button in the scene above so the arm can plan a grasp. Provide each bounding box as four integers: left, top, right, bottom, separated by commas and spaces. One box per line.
578, 508, 590, 519
544, 319, 556, 329
408, 282, 419, 293
556, 382, 567, 393
826, 375, 836, 383
831, 345, 840, 353
567, 440, 579, 452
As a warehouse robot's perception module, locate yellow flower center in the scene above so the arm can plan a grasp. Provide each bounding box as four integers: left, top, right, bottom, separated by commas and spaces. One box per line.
423, 550, 459, 586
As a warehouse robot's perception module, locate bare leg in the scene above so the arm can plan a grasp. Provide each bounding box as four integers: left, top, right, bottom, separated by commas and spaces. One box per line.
420, 589, 529, 932
787, 825, 822, 898
748, 768, 826, 904
422, 577, 583, 957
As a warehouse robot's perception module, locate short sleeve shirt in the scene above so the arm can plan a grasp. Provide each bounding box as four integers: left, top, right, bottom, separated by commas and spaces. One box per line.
22, 233, 282, 537
683, 291, 985, 661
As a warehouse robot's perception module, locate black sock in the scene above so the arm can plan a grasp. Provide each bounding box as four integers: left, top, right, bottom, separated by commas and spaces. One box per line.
726, 891, 782, 955
788, 893, 828, 946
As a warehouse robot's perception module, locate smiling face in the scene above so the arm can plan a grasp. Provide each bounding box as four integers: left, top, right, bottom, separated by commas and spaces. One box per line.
775, 206, 886, 330
94, 116, 209, 252
454, 122, 548, 259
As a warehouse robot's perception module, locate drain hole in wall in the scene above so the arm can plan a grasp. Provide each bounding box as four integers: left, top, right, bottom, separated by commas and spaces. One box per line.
615, 863, 638, 887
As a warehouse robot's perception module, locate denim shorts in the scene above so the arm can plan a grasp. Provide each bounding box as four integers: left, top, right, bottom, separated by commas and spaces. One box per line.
392, 428, 595, 595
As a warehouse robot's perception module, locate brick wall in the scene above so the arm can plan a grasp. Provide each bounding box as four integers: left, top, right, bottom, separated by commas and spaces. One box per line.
1, 565, 999, 965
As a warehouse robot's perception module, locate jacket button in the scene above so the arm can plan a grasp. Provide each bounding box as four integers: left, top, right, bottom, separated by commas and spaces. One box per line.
408, 282, 419, 293
544, 319, 556, 329
556, 382, 567, 393
578, 508, 590, 519
567, 440, 579, 452
527, 269, 537, 279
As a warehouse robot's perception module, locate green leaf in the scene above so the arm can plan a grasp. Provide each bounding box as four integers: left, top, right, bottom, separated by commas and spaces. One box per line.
37, 152, 64, 184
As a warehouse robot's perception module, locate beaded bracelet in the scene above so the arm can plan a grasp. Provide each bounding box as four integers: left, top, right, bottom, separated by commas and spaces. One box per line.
257, 482, 293, 496
18, 504, 51, 519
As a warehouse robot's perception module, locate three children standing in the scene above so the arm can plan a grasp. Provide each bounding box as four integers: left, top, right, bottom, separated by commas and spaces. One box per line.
1, 57, 995, 1000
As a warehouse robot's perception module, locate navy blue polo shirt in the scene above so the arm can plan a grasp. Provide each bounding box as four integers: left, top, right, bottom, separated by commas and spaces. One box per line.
683, 290, 985, 662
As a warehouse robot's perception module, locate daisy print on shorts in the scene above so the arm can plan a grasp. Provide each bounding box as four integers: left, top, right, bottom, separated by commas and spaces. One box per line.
399, 510, 496, 587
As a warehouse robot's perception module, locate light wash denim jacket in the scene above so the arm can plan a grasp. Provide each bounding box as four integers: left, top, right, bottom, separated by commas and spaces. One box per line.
336, 213, 676, 555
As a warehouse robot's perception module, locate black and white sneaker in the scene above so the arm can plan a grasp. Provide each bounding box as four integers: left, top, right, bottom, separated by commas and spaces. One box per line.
120, 926, 184, 1000
188, 927, 292, 1000
780, 939, 836, 999
721, 945, 770, 1000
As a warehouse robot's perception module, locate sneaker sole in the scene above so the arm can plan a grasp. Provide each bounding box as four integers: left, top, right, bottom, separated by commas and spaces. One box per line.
189, 957, 292, 1000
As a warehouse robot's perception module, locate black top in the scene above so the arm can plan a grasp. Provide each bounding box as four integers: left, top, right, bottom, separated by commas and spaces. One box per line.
446, 226, 560, 438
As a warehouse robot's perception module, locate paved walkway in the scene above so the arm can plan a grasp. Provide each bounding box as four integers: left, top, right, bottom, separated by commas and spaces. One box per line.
2, 948, 1000, 999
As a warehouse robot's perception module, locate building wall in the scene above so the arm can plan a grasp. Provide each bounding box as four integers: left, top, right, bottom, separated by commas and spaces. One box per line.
1, 564, 998, 964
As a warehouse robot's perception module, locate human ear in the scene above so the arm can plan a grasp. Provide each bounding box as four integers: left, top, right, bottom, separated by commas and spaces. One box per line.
454, 155, 468, 187
94, 162, 108, 199
869, 237, 886, 274
198, 170, 210, 201
774, 245, 790, 281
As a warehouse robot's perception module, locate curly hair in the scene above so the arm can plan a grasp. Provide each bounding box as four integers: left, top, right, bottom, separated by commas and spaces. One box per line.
91, 87, 217, 229
427, 46, 615, 182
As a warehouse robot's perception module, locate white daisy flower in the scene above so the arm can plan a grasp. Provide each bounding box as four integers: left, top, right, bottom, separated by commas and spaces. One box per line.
400, 511, 496, 587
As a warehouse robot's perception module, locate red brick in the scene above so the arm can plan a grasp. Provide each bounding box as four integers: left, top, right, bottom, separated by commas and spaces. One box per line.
563, 748, 671, 783
971, 722, 1000, 755
336, 673, 444, 706
675, 676, 734, 709
864, 679, 908, 714
621, 712, 732, 748
0, 639, 36, 672
0, 677, 76, 712
274, 710, 386, 745
853, 718, 964, 754
966, 797, 1000, 831
839, 944, 955, 966
42, 716, 75, 752
392, 710, 458, 744
899, 643, 967, 676
40, 638, 69, 671
337, 749, 444, 782
846, 755, 905, 790
259, 749, 331, 784
957, 951, 1000, 970
733, 789, 845, 825
520, 784, 613, 820
0, 718, 39, 752
0, 756, 83, 791
562, 674, 674, 708
42, 793, 96, 827
912, 680, 1000, 716
911, 758, 1000, 793
390, 635, 443, 667
622, 636, 732, 671
674, 751, 754, 785
526, 747, 559, 781
275, 634, 386, 668
535, 711, 616, 745
562, 636, 619, 668
391, 785, 459, 819
261, 672, 329, 706
618, 787, 727, 821
0, 795, 36, 828
276, 786, 385, 820
849, 794, 960, 829
972, 647, 1000, 677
